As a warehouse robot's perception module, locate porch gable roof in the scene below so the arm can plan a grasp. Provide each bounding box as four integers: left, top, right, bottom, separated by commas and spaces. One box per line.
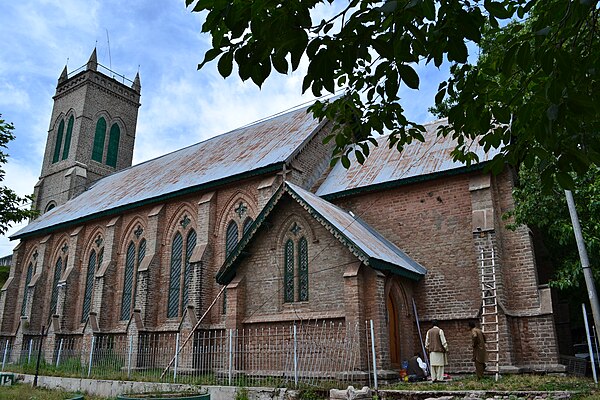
216, 181, 427, 285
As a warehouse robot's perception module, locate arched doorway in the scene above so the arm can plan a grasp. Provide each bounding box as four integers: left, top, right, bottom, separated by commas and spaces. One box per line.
387, 291, 401, 368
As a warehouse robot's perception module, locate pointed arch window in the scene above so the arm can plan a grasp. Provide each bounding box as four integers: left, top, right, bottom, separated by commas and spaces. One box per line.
50, 257, 64, 315
167, 228, 196, 318
106, 123, 120, 167
82, 247, 103, 322
225, 221, 239, 258
92, 117, 106, 162
120, 238, 146, 320
52, 119, 65, 163
283, 233, 309, 303
62, 115, 74, 160
284, 240, 295, 303
298, 237, 309, 302
21, 263, 34, 317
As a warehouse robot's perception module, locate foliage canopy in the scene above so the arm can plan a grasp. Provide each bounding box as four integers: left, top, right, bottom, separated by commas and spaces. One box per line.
0, 114, 37, 236
188, 0, 599, 188
507, 165, 600, 290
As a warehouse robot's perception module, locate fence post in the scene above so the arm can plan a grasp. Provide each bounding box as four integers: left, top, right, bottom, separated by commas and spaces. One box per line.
370, 320, 378, 390
56, 338, 64, 367
28, 339, 33, 364
228, 329, 233, 386
87, 335, 95, 378
127, 335, 133, 378
174, 333, 180, 382
293, 324, 298, 387
1, 339, 8, 371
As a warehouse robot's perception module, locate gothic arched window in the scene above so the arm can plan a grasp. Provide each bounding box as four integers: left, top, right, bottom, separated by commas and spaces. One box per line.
52, 119, 65, 163
106, 123, 120, 167
284, 239, 295, 303
283, 232, 309, 303
62, 115, 74, 160
50, 257, 64, 315
21, 263, 34, 317
92, 117, 106, 162
225, 221, 239, 258
82, 247, 103, 322
120, 238, 146, 320
167, 229, 196, 318
298, 237, 309, 302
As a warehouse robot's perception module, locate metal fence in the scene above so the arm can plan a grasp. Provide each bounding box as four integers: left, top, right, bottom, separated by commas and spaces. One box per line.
1, 319, 371, 389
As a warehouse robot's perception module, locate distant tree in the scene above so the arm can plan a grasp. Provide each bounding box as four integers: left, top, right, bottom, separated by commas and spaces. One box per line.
0, 114, 37, 235
188, 0, 599, 188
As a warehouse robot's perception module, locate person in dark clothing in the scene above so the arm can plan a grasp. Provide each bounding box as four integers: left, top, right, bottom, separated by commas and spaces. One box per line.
407, 352, 428, 381
469, 321, 487, 379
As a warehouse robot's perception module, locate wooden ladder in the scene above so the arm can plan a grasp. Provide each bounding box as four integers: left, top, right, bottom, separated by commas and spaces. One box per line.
480, 248, 500, 380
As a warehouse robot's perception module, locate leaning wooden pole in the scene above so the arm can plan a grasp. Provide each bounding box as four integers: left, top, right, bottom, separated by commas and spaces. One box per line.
160, 285, 227, 379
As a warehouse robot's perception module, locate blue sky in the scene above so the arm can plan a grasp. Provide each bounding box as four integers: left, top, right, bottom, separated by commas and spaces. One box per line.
0, 0, 449, 255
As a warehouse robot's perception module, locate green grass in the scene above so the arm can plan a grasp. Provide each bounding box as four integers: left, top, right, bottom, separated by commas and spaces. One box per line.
0, 382, 108, 399
385, 374, 599, 396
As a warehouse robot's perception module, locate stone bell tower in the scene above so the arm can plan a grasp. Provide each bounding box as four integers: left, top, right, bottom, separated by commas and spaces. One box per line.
33, 48, 141, 214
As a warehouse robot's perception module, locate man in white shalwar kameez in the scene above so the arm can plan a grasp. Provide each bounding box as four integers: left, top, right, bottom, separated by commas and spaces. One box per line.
425, 319, 448, 382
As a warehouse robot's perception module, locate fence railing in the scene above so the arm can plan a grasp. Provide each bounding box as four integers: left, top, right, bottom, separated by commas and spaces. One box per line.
1, 319, 372, 389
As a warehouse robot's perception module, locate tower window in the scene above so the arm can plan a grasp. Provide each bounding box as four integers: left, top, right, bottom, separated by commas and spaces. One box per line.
62, 115, 74, 160
52, 119, 65, 163
106, 123, 120, 167
92, 117, 106, 162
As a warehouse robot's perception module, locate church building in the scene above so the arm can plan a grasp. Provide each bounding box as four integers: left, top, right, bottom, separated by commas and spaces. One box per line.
0, 50, 562, 379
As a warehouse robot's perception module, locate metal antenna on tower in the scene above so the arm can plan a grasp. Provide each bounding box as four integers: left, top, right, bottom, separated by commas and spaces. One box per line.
106, 29, 112, 73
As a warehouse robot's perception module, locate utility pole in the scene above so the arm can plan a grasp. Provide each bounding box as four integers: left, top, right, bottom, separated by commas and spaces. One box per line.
565, 189, 600, 339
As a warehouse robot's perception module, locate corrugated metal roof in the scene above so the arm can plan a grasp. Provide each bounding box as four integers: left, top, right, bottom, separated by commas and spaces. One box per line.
285, 182, 427, 278
13, 107, 322, 239
316, 119, 501, 197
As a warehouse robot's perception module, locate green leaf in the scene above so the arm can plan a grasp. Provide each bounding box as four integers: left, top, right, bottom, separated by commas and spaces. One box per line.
398, 64, 420, 89
198, 48, 223, 70
341, 154, 351, 169
556, 172, 575, 189
484, 0, 512, 19
272, 53, 288, 74
448, 39, 468, 63
217, 51, 234, 78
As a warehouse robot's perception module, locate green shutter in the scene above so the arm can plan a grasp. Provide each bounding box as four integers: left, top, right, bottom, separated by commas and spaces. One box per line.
21, 263, 34, 317
81, 250, 97, 322
50, 257, 63, 315
298, 237, 309, 302
225, 221, 238, 257
52, 119, 65, 163
62, 115, 74, 160
222, 286, 227, 314
284, 239, 294, 303
92, 117, 106, 162
167, 233, 183, 318
183, 230, 197, 308
121, 242, 136, 320
106, 123, 120, 167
